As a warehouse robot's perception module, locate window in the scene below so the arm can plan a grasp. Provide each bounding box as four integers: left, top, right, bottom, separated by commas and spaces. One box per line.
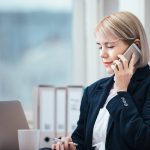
0, 0, 72, 127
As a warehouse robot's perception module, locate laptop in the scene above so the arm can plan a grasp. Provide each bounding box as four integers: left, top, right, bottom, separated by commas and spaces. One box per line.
0, 101, 29, 150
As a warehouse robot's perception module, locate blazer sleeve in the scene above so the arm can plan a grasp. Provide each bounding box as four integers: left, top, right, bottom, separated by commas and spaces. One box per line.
106, 86, 150, 149
71, 87, 89, 150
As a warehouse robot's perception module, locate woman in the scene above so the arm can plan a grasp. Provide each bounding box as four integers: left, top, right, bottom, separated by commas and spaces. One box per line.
52, 11, 150, 150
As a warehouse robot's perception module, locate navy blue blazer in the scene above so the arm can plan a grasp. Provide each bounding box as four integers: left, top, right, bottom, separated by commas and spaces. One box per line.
71, 65, 150, 150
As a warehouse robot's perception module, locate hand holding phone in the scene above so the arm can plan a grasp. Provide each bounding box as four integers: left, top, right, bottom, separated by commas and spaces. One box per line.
112, 43, 141, 91
121, 43, 141, 66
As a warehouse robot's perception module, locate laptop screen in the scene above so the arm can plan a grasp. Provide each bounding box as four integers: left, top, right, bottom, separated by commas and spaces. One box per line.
0, 101, 29, 150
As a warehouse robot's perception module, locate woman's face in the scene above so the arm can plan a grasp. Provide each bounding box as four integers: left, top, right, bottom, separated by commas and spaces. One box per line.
96, 33, 129, 74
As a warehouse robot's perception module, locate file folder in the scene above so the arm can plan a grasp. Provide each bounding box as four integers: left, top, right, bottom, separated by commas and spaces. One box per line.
55, 87, 67, 137
34, 85, 56, 148
67, 86, 83, 135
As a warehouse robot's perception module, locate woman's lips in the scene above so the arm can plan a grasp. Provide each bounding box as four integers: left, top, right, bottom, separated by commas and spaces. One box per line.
103, 62, 113, 67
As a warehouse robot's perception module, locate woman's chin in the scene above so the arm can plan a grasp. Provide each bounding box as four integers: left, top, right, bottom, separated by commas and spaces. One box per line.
106, 68, 114, 75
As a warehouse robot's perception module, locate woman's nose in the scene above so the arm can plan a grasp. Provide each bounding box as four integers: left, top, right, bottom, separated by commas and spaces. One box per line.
100, 48, 108, 58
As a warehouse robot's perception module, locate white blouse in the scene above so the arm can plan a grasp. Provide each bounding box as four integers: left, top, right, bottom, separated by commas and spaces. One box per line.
92, 88, 117, 150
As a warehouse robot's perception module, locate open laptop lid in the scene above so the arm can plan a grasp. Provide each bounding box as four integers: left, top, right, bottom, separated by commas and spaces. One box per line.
0, 101, 29, 150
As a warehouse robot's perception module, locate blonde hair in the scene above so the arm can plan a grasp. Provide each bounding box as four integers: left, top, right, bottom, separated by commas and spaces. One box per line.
95, 11, 150, 68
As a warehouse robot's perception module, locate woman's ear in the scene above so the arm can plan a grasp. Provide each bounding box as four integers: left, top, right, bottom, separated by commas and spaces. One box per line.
134, 39, 141, 49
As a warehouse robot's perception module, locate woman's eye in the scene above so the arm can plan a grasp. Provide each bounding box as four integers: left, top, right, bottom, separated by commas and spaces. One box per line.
107, 46, 114, 49
98, 46, 102, 50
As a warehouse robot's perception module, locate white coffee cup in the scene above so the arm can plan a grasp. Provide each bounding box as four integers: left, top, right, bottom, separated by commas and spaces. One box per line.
18, 129, 40, 150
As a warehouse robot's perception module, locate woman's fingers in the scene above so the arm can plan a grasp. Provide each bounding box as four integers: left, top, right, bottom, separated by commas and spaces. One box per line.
61, 144, 65, 150
52, 142, 64, 150
56, 142, 62, 150
111, 54, 136, 92
61, 137, 70, 149
52, 144, 56, 150
68, 142, 77, 150
52, 136, 75, 150
117, 54, 129, 68
63, 136, 73, 150
111, 63, 118, 74
112, 54, 135, 73
114, 60, 123, 70
129, 53, 136, 69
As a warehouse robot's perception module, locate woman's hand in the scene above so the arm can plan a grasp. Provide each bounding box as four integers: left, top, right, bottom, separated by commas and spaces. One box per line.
111, 54, 136, 92
51, 136, 76, 150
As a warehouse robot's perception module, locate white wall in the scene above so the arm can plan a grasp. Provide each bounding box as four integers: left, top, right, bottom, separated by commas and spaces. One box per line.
85, 0, 104, 85
72, 0, 86, 85
145, 0, 150, 47
73, 0, 108, 86
119, 0, 145, 25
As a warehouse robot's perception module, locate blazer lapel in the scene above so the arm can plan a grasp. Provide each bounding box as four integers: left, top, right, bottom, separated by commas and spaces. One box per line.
86, 76, 114, 147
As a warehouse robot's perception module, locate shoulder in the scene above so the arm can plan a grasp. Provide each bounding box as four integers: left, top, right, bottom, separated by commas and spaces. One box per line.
142, 73, 150, 90
85, 76, 112, 94
133, 65, 150, 96
132, 65, 150, 85
140, 65, 150, 84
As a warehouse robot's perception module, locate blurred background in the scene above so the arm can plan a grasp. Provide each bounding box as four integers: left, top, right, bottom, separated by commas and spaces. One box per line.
0, 0, 150, 127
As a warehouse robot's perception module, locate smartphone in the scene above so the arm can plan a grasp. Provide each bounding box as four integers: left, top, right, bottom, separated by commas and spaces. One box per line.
121, 43, 141, 65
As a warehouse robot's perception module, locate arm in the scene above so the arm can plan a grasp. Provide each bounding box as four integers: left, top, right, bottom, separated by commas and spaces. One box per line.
106, 86, 150, 149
